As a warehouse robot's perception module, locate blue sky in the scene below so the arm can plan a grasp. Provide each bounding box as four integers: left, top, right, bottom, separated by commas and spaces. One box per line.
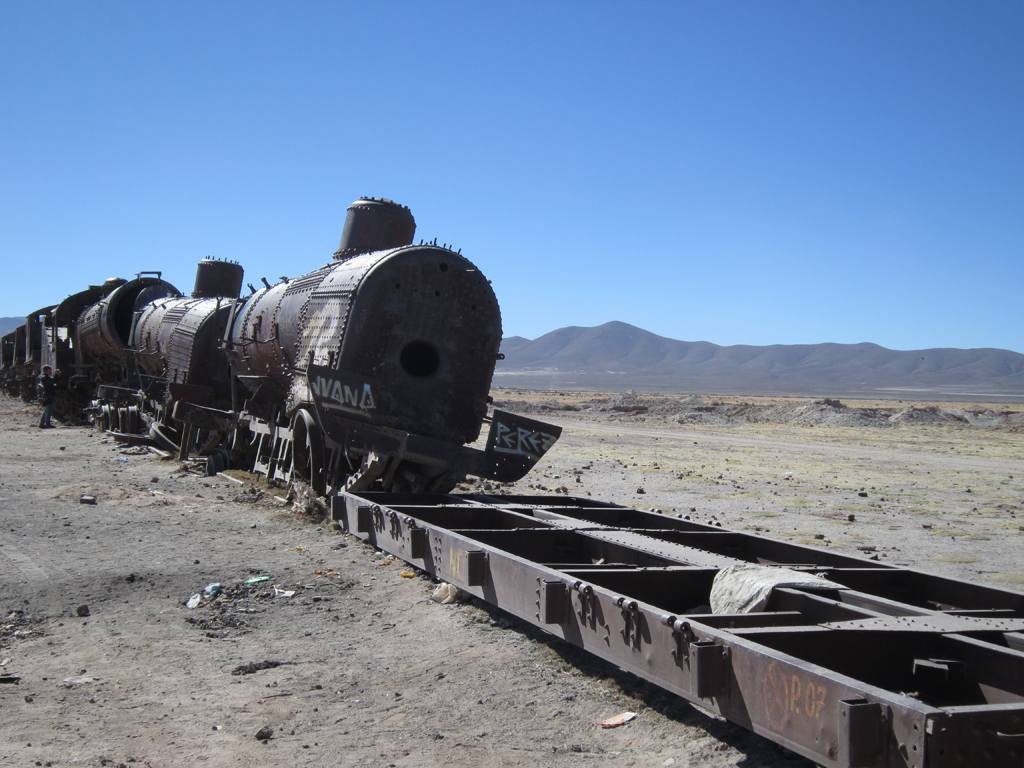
2, 2, 1021, 352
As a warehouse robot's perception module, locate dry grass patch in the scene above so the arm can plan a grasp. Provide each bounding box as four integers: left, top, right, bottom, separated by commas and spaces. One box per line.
992, 574, 1024, 592
993, 574, 1024, 584
780, 496, 819, 508
731, 490, 767, 500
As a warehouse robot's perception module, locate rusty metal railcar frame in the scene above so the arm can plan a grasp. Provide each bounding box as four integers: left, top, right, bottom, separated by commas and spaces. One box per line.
334, 491, 1024, 768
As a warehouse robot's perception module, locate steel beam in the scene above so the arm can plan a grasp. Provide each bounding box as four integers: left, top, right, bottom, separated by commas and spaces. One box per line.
333, 492, 1024, 767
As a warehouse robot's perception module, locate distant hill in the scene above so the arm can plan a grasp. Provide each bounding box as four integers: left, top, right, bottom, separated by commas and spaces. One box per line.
0, 317, 23, 336
496, 322, 1024, 401
499, 336, 531, 353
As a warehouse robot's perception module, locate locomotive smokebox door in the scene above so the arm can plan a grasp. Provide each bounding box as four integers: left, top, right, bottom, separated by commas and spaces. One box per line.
483, 410, 562, 482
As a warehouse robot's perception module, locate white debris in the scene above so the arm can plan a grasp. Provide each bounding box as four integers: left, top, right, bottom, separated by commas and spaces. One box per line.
430, 582, 465, 605
62, 675, 95, 686
709, 564, 844, 614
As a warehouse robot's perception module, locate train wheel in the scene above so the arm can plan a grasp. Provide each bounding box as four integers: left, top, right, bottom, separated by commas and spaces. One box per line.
128, 405, 140, 435
206, 448, 228, 477
291, 410, 325, 496
150, 422, 180, 453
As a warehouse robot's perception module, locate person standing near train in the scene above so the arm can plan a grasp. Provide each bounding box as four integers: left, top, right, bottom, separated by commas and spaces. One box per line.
38, 365, 59, 428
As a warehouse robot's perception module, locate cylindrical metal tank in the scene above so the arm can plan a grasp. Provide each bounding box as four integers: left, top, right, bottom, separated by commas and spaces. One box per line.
225, 264, 334, 395
334, 198, 416, 260
76, 275, 181, 365
192, 259, 244, 299
134, 296, 234, 408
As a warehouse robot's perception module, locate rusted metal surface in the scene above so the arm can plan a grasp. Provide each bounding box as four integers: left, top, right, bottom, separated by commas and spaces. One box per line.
191, 258, 243, 299
1, 332, 20, 396
25, 305, 57, 365
1, 332, 16, 371
76, 274, 180, 366
336, 491, 1024, 768
43, 285, 105, 378
228, 269, 326, 389
334, 197, 416, 260
285, 245, 502, 443
216, 199, 551, 491
134, 296, 235, 410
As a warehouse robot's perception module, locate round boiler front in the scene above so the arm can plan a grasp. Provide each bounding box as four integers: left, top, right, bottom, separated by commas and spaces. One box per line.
307, 244, 501, 444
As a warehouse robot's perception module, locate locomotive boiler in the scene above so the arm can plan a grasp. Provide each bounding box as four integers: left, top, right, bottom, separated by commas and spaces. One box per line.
4, 197, 560, 495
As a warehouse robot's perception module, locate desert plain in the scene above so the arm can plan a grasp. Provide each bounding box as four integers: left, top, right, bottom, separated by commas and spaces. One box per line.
0, 389, 1022, 767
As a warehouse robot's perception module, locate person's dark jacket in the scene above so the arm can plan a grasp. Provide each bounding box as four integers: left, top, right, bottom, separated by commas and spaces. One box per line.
39, 374, 57, 406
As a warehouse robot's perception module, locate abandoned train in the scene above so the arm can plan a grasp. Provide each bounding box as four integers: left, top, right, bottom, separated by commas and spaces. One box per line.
0, 197, 560, 495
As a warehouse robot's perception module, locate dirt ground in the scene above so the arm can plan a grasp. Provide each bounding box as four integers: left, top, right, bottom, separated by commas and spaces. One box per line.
1, 389, 1022, 767
487, 390, 1024, 585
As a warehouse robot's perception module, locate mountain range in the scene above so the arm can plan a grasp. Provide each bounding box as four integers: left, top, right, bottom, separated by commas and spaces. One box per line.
5, 313, 1021, 400
497, 322, 1024, 400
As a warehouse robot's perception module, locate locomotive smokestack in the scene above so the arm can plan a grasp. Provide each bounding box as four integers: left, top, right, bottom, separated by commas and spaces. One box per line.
192, 259, 244, 299
334, 197, 416, 260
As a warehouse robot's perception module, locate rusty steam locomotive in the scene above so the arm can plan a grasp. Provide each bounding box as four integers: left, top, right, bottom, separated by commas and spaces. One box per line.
1, 198, 560, 494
